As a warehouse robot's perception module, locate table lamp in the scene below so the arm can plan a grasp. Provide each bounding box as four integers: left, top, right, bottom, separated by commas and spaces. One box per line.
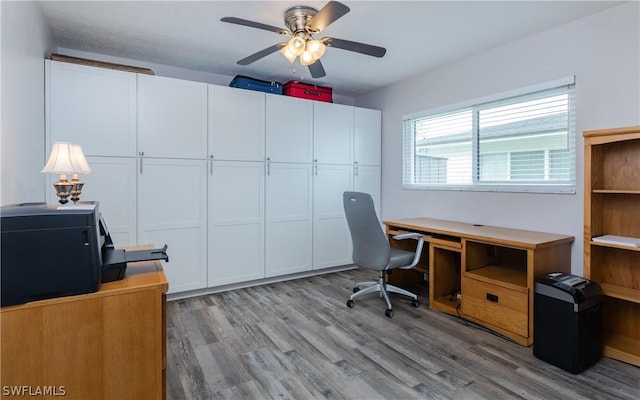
41, 142, 92, 204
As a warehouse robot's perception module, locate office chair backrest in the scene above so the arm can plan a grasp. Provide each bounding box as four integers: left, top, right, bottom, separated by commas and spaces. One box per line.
343, 192, 391, 270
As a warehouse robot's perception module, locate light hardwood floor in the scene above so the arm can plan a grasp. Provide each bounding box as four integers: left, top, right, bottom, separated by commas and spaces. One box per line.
166, 269, 639, 399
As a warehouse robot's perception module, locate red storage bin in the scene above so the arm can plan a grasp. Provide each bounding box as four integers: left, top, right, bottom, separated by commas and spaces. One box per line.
283, 81, 333, 102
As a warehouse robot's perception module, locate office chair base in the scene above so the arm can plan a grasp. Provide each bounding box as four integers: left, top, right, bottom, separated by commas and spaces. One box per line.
347, 271, 419, 317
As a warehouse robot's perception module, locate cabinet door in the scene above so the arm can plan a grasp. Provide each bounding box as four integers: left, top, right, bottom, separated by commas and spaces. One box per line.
266, 95, 313, 163
45, 156, 137, 246
265, 163, 313, 277
314, 102, 353, 164
138, 158, 208, 293
354, 107, 382, 166
208, 161, 265, 286
47, 60, 137, 157
83, 157, 137, 246
209, 85, 265, 161
313, 164, 353, 269
138, 75, 207, 159
354, 165, 381, 218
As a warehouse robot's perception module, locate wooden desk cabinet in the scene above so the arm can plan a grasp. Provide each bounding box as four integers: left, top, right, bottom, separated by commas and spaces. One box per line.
0, 252, 168, 399
385, 218, 573, 346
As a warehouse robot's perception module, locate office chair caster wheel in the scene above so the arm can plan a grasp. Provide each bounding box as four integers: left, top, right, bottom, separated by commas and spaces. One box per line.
352, 287, 360, 293
346, 299, 355, 308
385, 309, 394, 318
411, 300, 420, 308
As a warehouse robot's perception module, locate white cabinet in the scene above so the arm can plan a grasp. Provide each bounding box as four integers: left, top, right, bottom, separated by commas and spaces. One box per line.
354, 165, 382, 217
209, 85, 265, 161
138, 158, 208, 293
266, 95, 313, 163
313, 164, 353, 269
313, 102, 353, 165
46, 60, 137, 157
265, 162, 313, 277
354, 107, 382, 166
46, 61, 383, 295
44, 156, 138, 246
138, 75, 207, 159
82, 157, 137, 246
208, 161, 265, 286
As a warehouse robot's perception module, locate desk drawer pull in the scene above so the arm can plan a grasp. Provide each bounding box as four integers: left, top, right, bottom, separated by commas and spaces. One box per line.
486, 293, 499, 302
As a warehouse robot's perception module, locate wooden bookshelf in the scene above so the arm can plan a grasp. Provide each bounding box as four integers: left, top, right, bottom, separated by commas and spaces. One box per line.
584, 126, 640, 367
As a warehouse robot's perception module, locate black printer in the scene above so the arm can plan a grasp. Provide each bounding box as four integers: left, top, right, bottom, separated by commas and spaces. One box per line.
1, 202, 168, 307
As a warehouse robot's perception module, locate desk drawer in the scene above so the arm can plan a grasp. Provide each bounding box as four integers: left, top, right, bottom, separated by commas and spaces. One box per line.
462, 277, 528, 337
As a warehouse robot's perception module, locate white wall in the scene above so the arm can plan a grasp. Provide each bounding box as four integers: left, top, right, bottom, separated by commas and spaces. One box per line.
355, 2, 640, 274
1, 1, 55, 205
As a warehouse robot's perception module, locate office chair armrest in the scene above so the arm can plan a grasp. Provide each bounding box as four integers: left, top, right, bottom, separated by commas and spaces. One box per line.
393, 233, 425, 269
391, 232, 423, 241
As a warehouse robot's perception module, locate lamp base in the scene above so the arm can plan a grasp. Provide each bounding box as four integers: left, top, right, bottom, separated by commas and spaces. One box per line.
70, 176, 85, 204
53, 178, 73, 205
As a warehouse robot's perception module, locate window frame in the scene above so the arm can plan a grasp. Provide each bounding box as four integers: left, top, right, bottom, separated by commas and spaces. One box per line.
402, 76, 576, 194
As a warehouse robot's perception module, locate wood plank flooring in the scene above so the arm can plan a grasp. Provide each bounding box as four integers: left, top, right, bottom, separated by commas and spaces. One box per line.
166, 269, 639, 399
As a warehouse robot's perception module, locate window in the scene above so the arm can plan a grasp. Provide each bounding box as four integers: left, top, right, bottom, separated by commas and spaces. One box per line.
403, 77, 576, 193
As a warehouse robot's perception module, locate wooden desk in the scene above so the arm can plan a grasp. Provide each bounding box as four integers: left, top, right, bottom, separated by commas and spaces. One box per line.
0, 246, 168, 399
384, 218, 574, 346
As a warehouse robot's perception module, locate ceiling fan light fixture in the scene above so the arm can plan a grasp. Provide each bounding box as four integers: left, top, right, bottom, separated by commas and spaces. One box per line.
307, 39, 326, 60
280, 46, 297, 63
300, 50, 315, 66
287, 36, 306, 57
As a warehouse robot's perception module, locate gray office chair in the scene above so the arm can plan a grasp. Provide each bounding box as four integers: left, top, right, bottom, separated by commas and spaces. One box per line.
343, 191, 424, 318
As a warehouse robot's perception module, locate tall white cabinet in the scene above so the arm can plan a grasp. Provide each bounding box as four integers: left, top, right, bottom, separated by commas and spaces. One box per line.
354, 107, 382, 216
264, 96, 315, 277
313, 102, 355, 269
46, 59, 381, 296
46, 61, 209, 294
207, 85, 268, 286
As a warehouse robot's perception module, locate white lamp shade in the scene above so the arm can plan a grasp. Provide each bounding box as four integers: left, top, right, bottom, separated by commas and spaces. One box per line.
41, 142, 75, 174
70, 144, 92, 174
280, 46, 297, 63
300, 50, 315, 66
307, 39, 326, 60
287, 36, 306, 57
41, 142, 92, 175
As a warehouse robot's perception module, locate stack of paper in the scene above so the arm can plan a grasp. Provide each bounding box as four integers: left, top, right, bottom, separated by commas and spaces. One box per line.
592, 235, 640, 247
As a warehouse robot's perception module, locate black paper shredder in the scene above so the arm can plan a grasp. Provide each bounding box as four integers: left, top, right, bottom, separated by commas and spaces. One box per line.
533, 272, 603, 374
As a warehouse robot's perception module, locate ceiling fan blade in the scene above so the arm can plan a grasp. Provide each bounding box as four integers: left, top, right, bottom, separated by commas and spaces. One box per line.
237, 43, 286, 65
323, 37, 386, 58
308, 1, 350, 33
221, 17, 291, 35
308, 60, 326, 79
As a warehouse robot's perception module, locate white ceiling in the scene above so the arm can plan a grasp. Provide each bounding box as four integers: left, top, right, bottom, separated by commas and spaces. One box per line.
37, 1, 622, 96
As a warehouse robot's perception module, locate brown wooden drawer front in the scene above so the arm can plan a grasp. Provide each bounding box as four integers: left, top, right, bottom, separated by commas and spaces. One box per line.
462, 277, 529, 337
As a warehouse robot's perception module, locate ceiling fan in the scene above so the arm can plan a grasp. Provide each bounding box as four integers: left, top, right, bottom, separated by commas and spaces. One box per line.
221, 1, 386, 79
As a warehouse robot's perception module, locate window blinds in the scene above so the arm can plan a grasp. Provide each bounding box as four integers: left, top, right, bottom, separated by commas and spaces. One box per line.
403, 78, 576, 193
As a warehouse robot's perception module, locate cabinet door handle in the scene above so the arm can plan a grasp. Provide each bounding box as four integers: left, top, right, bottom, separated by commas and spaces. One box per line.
354, 161, 359, 176
486, 293, 499, 302
266, 158, 270, 176
313, 160, 318, 176
139, 158, 143, 174
138, 151, 144, 156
